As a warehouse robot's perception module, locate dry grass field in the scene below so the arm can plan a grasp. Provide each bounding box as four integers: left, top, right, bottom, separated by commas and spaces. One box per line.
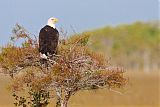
0, 71, 159, 107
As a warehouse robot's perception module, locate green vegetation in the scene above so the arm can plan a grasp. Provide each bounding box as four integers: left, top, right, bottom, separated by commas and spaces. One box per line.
86, 21, 160, 72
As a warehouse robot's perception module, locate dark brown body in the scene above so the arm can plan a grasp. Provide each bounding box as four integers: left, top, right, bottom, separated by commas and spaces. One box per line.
39, 25, 59, 55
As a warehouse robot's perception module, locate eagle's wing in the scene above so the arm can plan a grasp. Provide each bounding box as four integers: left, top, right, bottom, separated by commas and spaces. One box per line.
39, 27, 47, 54
50, 31, 59, 54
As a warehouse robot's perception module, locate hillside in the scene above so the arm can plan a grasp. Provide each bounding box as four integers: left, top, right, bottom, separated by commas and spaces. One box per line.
86, 21, 160, 72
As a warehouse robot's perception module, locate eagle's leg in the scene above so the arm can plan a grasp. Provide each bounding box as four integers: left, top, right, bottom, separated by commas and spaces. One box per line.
40, 58, 48, 68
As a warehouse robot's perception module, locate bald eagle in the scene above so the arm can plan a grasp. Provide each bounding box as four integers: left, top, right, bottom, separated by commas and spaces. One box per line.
39, 17, 59, 59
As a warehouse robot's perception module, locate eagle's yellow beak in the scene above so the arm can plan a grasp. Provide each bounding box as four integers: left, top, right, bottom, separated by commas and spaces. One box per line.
53, 18, 59, 23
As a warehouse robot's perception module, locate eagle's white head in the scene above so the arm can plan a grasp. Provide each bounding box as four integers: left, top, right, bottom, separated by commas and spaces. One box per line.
47, 17, 59, 28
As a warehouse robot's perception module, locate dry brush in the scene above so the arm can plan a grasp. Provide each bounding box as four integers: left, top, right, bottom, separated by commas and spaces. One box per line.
0, 24, 127, 107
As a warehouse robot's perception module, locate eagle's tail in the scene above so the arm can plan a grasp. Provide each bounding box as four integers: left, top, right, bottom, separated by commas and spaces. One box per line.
40, 53, 48, 59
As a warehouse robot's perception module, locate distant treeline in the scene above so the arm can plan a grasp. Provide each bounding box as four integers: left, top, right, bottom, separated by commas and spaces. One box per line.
86, 21, 160, 72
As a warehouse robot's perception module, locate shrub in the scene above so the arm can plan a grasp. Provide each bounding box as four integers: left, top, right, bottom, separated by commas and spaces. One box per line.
0, 24, 126, 107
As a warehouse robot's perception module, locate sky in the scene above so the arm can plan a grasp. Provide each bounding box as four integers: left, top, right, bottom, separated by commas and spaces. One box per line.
0, 0, 159, 46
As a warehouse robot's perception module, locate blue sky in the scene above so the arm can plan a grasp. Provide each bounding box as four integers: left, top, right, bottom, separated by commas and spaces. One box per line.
0, 0, 159, 46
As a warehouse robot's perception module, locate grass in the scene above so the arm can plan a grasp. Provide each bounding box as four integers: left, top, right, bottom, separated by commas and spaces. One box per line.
0, 71, 159, 107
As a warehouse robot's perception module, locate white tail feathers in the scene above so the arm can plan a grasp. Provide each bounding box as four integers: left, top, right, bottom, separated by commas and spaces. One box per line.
40, 53, 48, 59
